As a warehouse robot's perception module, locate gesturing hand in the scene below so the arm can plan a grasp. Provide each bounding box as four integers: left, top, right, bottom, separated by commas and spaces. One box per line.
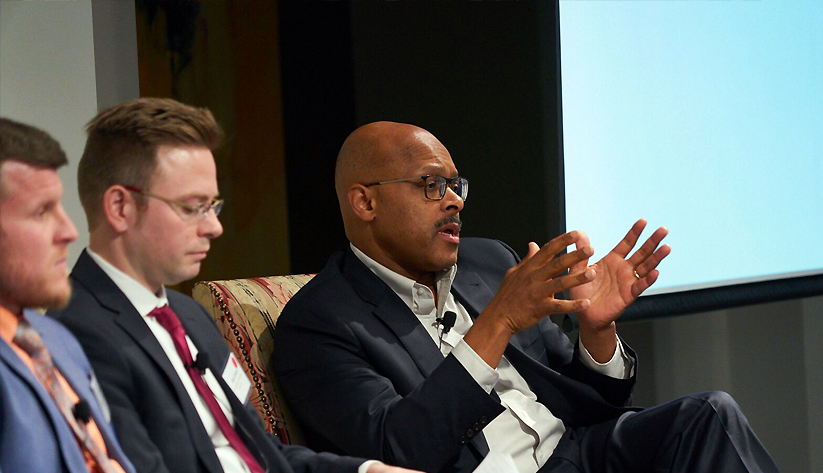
466, 231, 597, 368
569, 219, 670, 332
485, 230, 596, 336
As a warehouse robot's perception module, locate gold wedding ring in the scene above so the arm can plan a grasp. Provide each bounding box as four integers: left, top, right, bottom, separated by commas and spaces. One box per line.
633, 270, 641, 280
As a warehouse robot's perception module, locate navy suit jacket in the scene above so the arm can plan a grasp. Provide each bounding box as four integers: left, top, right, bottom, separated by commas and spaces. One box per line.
272, 238, 637, 473
0, 310, 135, 473
49, 251, 364, 473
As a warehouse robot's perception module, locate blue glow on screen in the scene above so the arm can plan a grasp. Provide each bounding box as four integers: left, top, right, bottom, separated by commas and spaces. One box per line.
560, 0, 823, 294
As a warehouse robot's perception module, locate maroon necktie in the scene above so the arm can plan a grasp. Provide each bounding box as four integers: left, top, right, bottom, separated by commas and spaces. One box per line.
14, 318, 117, 473
149, 305, 264, 473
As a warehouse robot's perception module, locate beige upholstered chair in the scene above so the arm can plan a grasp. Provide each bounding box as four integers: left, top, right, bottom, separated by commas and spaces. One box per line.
192, 274, 314, 445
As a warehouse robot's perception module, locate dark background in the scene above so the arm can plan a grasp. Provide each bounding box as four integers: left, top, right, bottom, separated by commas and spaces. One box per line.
280, 1, 564, 273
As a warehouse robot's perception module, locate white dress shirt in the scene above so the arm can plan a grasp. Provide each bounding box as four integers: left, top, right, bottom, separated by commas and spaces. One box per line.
89, 249, 378, 473
88, 249, 252, 473
351, 244, 635, 473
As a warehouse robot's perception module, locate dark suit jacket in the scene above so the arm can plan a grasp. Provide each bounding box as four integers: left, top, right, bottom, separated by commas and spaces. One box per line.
272, 238, 637, 473
0, 310, 135, 473
49, 251, 364, 473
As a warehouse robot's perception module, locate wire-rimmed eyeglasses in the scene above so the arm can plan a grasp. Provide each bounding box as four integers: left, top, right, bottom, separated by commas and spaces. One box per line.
363, 175, 468, 201
124, 185, 224, 223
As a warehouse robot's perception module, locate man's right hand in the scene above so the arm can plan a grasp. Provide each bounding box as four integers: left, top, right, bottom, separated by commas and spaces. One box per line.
463, 231, 595, 368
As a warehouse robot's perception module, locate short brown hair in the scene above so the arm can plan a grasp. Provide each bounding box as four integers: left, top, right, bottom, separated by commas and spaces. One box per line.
78, 98, 223, 229
0, 117, 67, 198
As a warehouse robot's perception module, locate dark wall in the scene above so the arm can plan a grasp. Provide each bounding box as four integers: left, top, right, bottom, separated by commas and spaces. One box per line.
279, 1, 356, 273
280, 1, 563, 272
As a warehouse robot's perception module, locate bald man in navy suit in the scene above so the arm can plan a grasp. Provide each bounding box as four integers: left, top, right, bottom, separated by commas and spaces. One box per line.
272, 121, 780, 473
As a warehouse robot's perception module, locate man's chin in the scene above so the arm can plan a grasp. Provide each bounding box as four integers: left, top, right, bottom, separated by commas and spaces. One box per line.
34, 286, 72, 310
434, 254, 459, 272
167, 265, 202, 287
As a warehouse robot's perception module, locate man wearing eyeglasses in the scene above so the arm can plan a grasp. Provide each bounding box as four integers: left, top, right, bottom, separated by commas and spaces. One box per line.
271, 121, 779, 473
49, 99, 420, 473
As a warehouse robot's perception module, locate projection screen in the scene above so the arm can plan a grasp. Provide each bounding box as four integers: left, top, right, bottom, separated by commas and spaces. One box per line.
558, 0, 823, 318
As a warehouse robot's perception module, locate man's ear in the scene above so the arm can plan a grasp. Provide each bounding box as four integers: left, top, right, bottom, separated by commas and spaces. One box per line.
347, 184, 376, 222
102, 185, 137, 233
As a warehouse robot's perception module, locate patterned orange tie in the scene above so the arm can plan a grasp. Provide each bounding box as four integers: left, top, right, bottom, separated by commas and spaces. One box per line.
14, 318, 117, 473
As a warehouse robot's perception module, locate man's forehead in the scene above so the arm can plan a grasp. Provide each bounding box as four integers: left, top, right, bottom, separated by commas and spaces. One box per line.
0, 161, 61, 192
155, 144, 213, 166
409, 129, 448, 152
395, 131, 453, 166
152, 145, 215, 178
0, 169, 62, 218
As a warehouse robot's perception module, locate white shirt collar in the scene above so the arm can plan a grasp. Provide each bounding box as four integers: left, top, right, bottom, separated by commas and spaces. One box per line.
349, 243, 457, 315
86, 248, 169, 317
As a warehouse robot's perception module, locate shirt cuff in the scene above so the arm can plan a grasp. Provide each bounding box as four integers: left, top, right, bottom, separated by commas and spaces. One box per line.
359, 460, 382, 473
578, 335, 635, 379
451, 339, 500, 393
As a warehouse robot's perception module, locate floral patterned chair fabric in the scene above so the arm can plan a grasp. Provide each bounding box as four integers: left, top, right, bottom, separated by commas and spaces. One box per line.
192, 274, 315, 445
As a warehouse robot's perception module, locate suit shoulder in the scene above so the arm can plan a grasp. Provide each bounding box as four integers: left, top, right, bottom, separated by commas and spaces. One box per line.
283, 252, 348, 306
26, 310, 73, 337
167, 288, 206, 313
457, 237, 520, 271
167, 288, 225, 340
277, 255, 366, 331
49, 276, 109, 324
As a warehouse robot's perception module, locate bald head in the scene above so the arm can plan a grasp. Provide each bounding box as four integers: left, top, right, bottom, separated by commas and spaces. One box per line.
334, 121, 463, 282
335, 121, 439, 199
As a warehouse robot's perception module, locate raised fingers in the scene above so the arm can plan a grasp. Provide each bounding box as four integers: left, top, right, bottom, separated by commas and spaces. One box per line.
546, 297, 591, 315
535, 245, 594, 281
531, 231, 584, 266
570, 230, 592, 273
545, 267, 596, 294
632, 243, 671, 279
631, 269, 660, 299
627, 226, 669, 269
611, 219, 648, 259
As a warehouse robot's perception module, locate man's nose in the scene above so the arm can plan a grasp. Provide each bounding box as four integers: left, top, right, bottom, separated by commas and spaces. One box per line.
441, 186, 465, 212
199, 208, 224, 239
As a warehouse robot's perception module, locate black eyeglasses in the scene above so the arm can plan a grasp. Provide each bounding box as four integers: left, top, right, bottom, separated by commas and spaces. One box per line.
124, 186, 224, 223
363, 175, 469, 201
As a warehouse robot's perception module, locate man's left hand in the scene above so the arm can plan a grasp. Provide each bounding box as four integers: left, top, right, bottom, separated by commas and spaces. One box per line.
568, 219, 670, 359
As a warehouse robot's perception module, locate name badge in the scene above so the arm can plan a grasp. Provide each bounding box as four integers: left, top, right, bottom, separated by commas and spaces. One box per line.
222, 353, 252, 402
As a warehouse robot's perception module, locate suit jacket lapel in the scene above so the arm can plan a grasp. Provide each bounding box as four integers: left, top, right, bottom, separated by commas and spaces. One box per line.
33, 314, 132, 472
175, 306, 285, 473
210, 357, 287, 473
343, 250, 499, 459
342, 248, 444, 378
71, 251, 223, 473
173, 302, 228, 376
0, 338, 90, 472
452, 268, 537, 352
72, 253, 182, 386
